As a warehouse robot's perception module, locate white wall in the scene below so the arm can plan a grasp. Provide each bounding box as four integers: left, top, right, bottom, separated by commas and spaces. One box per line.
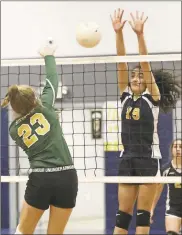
2, 1, 181, 59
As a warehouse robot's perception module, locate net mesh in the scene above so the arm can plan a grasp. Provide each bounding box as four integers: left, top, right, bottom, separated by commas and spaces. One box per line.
1, 54, 181, 183
1, 54, 181, 234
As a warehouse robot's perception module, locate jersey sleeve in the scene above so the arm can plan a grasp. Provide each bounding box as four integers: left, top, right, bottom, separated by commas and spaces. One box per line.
143, 93, 160, 107
120, 86, 132, 104
40, 55, 58, 108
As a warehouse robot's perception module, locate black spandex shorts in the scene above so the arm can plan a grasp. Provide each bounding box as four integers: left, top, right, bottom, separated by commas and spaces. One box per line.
118, 157, 160, 177
166, 206, 182, 218
25, 169, 78, 210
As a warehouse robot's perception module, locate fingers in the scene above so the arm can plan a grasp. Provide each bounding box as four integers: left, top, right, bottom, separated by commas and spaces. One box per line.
119, 9, 124, 21
114, 9, 116, 19
143, 16, 148, 24
136, 11, 139, 19
140, 12, 148, 23
140, 12, 144, 20
130, 11, 148, 24
122, 20, 127, 27
128, 21, 133, 29
130, 12, 135, 22
38, 42, 57, 57
110, 9, 116, 22
111, 9, 148, 27
111, 8, 124, 21
117, 8, 121, 18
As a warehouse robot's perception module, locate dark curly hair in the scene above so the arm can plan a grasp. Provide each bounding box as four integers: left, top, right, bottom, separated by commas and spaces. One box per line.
131, 66, 181, 113
153, 69, 181, 113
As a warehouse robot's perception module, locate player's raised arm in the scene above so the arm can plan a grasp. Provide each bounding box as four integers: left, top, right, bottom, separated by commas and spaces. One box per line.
111, 9, 128, 94
39, 39, 58, 108
129, 11, 160, 101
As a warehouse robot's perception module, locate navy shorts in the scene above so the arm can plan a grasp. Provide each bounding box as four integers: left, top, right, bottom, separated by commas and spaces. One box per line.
25, 169, 78, 210
166, 206, 182, 218
118, 157, 160, 177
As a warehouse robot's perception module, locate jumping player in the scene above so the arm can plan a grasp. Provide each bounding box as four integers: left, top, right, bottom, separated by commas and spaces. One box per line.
151, 139, 182, 235
110, 9, 181, 235
1, 41, 78, 234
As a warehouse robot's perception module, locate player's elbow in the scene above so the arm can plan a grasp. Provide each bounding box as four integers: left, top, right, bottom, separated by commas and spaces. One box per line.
148, 85, 161, 102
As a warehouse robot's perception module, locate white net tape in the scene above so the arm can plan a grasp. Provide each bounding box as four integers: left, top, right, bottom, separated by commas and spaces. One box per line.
1, 176, 181, 183
1, 54, 181, 66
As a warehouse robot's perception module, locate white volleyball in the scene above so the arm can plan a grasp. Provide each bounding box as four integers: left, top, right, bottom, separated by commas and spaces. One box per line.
76, 22, 101, 48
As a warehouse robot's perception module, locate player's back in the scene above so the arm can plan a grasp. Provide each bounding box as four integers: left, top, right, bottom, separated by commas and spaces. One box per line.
9, 105, 73, 168
8, 55, 74, 169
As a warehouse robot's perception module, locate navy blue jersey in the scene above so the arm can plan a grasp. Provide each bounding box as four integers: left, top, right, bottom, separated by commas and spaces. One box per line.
120, 87, 161, 159
161, 162, 182, 211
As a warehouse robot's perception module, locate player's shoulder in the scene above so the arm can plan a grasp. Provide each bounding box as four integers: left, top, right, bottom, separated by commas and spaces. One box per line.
34, 104, 54, 114
34, 105, 58, 120
120, 86, 132, 103
10, 105, 49, 128
161, 161, 172, 176
142, 90, 160, 107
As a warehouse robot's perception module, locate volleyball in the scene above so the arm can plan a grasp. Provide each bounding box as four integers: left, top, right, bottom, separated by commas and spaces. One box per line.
76, 22, 101, 48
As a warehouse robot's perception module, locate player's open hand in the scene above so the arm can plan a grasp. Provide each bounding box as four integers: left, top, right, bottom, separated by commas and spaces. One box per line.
110, 9, 127, 33
39, 38, 57, 57
129, 11, 148, 35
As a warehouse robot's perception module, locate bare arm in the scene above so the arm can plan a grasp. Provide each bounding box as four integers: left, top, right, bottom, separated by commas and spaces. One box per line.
137, 33, 160, 101
116, 31, 129, 94
111, 9, 128, 94
129, 12, 160, 101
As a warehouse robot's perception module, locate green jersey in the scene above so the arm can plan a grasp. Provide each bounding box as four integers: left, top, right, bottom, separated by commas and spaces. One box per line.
9, 56, 73, 168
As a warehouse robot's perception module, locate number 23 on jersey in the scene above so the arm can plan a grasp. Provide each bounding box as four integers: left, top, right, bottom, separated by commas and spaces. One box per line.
17, 113, 50, 148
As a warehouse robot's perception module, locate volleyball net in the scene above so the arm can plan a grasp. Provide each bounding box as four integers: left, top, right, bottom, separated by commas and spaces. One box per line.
1, 53, 181, 234
1, 54, 181, 184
